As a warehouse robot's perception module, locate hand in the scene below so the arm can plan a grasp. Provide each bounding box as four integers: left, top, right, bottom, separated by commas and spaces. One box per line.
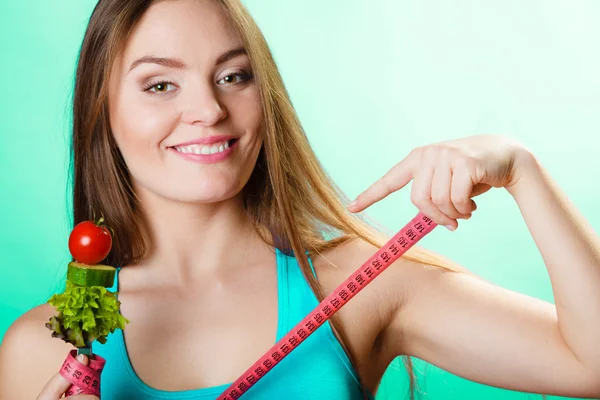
348, 134, 531, 230
36, 354, 99, 400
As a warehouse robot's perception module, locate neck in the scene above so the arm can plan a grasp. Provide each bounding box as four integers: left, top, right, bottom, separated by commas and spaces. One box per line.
132, 189, 270, 286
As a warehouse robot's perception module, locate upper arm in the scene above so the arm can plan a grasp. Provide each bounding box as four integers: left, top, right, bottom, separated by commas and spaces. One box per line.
380, 258, 600, 398
0, 303, 73, 399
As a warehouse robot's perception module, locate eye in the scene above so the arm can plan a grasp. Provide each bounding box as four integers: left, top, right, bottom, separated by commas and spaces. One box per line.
217, 71, 251, 85
143, 81, 177, 94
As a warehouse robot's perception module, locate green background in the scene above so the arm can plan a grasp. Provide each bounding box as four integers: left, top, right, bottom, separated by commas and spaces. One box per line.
1, 1, 599, 399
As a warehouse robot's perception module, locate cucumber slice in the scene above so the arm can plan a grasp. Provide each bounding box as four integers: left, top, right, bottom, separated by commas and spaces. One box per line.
67, 262, 116, 288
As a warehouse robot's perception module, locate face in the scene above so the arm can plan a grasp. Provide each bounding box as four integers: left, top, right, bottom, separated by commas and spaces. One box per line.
108, 0, 263, 205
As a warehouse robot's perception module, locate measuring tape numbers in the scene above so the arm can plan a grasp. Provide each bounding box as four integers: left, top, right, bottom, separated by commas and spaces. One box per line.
61, 349, 106, 397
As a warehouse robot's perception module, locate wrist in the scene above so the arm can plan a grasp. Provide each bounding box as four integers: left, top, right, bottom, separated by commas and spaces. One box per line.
505, 147, 541, 198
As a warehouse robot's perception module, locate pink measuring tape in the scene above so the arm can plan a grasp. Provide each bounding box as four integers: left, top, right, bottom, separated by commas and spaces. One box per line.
216, 212, 437, 399
61, 349, 106, 397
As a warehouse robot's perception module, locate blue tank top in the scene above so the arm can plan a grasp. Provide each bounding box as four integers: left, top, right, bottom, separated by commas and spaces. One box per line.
92, 248, 376, 399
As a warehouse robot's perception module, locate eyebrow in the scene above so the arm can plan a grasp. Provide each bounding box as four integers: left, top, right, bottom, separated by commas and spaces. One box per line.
127, 47, 247, 73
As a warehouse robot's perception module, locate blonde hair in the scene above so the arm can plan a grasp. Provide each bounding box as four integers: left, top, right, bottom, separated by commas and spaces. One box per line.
71, 0, 466, 398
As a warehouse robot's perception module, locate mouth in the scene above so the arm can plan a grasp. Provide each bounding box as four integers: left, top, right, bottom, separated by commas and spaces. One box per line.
170, 138, 239, 155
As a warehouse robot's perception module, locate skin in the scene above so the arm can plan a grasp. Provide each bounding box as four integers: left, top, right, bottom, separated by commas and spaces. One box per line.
1, 1, 599, 398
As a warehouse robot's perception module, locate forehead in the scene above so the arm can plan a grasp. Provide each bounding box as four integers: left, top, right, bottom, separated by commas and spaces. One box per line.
120, 0, 242, 67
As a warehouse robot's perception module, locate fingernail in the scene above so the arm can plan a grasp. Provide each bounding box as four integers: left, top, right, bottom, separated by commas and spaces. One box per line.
77, 354, 86, 362
348, 200, 357, 208
444, 225, 455, 231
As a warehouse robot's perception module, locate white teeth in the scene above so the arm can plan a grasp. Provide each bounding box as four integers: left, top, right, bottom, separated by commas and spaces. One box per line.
174, 140, 232, 155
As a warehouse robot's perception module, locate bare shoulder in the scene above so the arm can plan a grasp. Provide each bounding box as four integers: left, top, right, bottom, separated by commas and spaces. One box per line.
0, 303, 73, 398
311, 236, 464, 349
312, 236, 458, 327
309, 237, 455, 382
311, 237, 396, 308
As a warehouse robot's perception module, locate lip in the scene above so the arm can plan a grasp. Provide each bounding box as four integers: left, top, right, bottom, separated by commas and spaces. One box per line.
170, 135, 236, 147
169, 138, 238, 164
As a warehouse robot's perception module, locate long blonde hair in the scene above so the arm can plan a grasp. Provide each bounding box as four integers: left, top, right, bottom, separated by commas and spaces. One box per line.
71, 0, 465, 398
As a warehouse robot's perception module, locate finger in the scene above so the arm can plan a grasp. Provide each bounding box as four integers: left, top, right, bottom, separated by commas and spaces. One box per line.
410, 165, 457, 229
37, 354, 94, 400
450, 162, 478, 216
348, 152, 416, 212
431, 165, 464, 220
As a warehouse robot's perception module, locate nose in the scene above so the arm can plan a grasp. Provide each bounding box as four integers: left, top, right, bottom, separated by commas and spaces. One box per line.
181, 83, 227, 126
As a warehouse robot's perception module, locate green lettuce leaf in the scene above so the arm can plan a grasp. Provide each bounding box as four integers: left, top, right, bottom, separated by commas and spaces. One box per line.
45, 280, 130, 347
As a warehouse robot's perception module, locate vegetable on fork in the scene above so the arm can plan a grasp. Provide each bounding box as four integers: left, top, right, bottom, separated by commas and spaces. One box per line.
45, 217, 129, 397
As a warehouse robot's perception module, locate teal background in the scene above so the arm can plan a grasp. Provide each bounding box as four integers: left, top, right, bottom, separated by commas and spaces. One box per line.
1, 1, 599, 399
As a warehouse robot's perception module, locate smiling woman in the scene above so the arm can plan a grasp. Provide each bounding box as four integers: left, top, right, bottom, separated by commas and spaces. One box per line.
2, 1, 600, 400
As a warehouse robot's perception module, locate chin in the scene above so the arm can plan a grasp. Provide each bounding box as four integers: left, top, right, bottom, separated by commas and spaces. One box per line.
132, 170, 248, 206
164, 181, 243, 204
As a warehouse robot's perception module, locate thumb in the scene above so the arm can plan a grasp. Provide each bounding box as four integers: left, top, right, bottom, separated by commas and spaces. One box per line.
37, 353, 98, 400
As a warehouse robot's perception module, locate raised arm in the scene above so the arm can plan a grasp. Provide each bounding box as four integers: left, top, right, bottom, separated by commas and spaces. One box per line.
348, 134, 600, 397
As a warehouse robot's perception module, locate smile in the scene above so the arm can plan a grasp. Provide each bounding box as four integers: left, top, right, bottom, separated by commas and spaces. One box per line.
169, 139, 239, 164
173, 139, 236, 155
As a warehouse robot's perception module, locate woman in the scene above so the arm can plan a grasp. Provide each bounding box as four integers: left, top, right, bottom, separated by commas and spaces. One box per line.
1, 0, 599, 399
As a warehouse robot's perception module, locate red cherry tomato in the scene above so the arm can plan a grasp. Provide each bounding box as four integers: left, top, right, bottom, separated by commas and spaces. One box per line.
68, 217, 113, 264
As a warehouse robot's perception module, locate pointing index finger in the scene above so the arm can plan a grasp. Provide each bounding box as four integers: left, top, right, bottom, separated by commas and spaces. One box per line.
347, 152, 415, 212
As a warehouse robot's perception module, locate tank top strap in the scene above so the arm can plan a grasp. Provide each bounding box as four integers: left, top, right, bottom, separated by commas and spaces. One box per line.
306, 251, 317, 279
279, 249, 373, 397
110, 266, 121, 295
276, 249, 319, 310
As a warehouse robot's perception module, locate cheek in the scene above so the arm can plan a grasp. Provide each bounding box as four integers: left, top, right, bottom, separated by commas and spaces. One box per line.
109, 91, 181, 191
110, 90, 179, 153
229, 88, 263, 138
